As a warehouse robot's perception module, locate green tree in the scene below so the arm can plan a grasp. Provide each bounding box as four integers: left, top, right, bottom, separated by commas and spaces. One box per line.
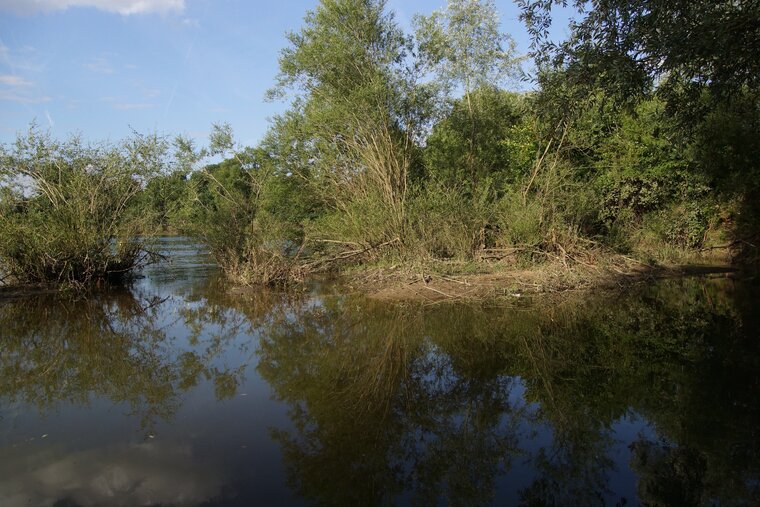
424, 87, 535, 192
415, 0, 521, 190
174, 122, 319, 285
269, 0, 418, 221
519, 0, 760, 116
140, 169, 189, 232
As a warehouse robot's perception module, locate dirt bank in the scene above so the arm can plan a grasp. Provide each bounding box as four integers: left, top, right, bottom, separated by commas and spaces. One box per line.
342, 262, 740, 303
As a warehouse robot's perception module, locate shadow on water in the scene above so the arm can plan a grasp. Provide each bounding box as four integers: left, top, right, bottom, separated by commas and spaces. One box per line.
0, 242, 758, 506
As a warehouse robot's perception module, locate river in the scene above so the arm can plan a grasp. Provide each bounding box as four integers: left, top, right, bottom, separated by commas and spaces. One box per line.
0, 237, 758, 506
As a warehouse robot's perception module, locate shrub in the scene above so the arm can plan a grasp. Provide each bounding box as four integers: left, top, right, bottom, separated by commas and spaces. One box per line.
406, 181, 493, 260
0, 127, 165, 287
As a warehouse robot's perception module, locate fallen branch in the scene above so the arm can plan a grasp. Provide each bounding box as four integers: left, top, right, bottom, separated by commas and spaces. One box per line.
303, 237, 401, 270
700, 236, 758, 251
422, 285, 458, 299
440, 275, 471, 286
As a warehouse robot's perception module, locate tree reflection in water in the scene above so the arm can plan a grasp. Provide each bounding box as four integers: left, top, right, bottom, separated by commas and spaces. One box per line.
255, 278, 760, 506
0, 288, 252, 431
0, 276, 758, 505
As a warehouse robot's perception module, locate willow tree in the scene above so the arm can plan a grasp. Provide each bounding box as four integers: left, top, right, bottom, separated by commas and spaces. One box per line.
268, 0, 424, 248
415, 0, 521, 191
0, 127, 166, 287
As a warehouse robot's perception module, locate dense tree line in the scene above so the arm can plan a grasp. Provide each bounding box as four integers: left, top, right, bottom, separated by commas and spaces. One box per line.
1, 0, 758, 287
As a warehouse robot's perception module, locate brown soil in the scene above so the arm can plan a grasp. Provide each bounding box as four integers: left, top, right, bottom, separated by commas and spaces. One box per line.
343, 262, 739, 303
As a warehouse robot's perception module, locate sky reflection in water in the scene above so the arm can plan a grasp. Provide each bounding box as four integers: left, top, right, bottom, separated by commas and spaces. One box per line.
0, 238, 758, 506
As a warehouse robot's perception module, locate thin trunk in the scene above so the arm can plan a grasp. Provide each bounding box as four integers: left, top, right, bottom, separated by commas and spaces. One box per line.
465, 85, 477, 193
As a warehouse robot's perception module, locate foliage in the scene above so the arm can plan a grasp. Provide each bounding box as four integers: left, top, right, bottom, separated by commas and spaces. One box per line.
519, 0, 760, 115
414, 0, 519, 94
415, 0, 521, 190
8, 0, 760, 289
424, 87, 535, 192
139, 169, 189, 232
406, 180, 494, 260
0, 127, 166, 287
269, 0, 418, 211
175, 125, 308, 286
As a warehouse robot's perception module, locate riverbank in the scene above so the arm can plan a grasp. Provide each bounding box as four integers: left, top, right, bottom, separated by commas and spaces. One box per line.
341, 258, 740, 303
1, 237, 744, 304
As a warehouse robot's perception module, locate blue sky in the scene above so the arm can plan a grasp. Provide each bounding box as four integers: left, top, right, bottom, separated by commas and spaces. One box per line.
0, 0, 574, 147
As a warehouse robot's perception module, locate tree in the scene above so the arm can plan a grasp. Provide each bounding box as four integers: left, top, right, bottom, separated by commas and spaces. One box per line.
0, 126, 167, 286
415, 0, 521, 190
140, 169, 189, 231
423, 87, 535, 192
269, 0, 417, 218
518, 0, 760, 115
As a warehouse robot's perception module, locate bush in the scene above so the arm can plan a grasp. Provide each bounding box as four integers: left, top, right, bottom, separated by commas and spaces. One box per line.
406, 181, 494, 260
0, 127, 165, 287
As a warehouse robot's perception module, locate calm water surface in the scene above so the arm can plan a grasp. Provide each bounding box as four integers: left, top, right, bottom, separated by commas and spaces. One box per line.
1, 237, 759, 506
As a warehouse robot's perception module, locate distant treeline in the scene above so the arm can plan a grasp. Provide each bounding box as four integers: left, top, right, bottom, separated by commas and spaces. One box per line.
2, 0, 759, 287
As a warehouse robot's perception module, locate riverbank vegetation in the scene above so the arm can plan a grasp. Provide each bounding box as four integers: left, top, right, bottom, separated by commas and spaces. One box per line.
1, 0, 758, 290
0, 129, 167, 288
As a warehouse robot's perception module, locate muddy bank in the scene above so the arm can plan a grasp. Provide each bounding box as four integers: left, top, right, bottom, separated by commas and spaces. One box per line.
342, 262, 741, 303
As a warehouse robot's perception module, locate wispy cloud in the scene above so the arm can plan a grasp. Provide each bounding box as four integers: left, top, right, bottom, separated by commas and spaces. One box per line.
100, 95, 157, 110
0, 0, 185, 16
81, 56, 115, 74
0, 42, 48, 73
164, 83, 178, 117
0, 72, 49, 103
113, 102, 156, 110
0, 90, 51, 103
180, 17, 199, 28
0, 74, 32, 87
129, 78, 161, 99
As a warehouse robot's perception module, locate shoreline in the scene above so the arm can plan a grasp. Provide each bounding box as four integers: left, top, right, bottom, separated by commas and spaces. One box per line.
1, 258, 744, 303
339, 262, 741, 303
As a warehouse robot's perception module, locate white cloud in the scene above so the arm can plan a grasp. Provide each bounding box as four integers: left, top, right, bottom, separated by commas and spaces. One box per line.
0, 441, 224, 507
82, 56, 115, 74
0, 90, 51, 103
0, 74, 33, 87
0, 0, 185, 16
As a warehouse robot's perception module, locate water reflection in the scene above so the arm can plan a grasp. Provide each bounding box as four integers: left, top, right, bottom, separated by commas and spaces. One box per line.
254, 278, 760, 506
0, 440, 224, 507
1, 291, 174, 427
0, 258, 759, 506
